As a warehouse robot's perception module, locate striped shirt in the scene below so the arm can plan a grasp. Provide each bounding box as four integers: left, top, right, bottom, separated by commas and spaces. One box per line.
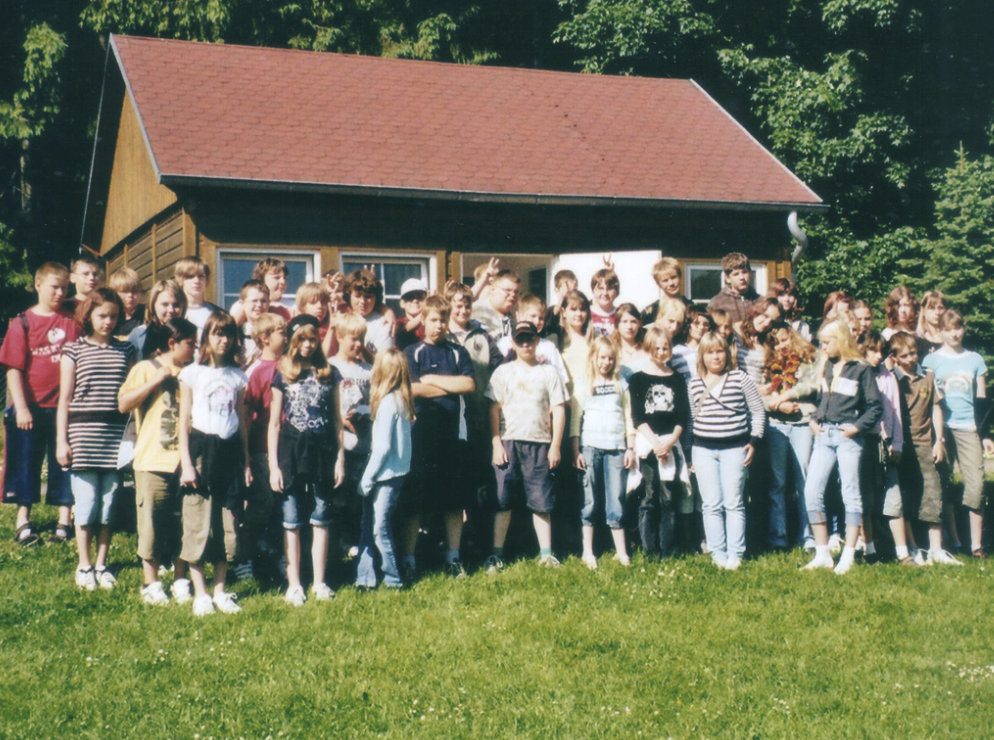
688, 369, 766, 448
64, 338, 135, 469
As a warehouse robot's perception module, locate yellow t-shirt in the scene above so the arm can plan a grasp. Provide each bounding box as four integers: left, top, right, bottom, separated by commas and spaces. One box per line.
119, 359, 183, 473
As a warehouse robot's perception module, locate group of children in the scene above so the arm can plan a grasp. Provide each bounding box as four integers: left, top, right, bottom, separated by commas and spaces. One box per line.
2, 250, 991, 615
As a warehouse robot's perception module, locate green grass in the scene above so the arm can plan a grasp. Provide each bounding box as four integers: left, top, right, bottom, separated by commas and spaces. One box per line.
3, 504, 994, 739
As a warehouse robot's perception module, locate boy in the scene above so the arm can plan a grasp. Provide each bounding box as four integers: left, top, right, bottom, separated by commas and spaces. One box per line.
497, 293, 570, 391
544, 269, 578, 340
403, 296, 476, 578
2, 262, 80, 544
707, 252, 759, 327
922, 309, 994, 557
238, 279, 270, 367
174, 257, 222, 338
395, 278, 428, 350
472, 269, 520, 341
69, 255, 102, 304
118, 318, 198, 603
237, 312, 287, 581
589, 268, 620, 337
485, 320, 567, 570
641, 257, 692, 324
891, 331, 960, 565
232, 257, 292, 323
109, 267, 145, 341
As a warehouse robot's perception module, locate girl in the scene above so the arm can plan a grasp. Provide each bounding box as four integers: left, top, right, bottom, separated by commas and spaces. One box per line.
762, 322, 818, 550
736, 297, 780, 385
672, 307, 713, 383
916, 290, 946, 356
850, 299, 874, 344
802, 320, 882, 574
178, 311, 251, 615
57, 289, 135, 590
268, 316, 345, 606
295, 281, 335, 356
882, 285, 917, 341
345, 268, 395, 356
769, 278, 811, 342
611, 302, 648, 380
129, 279, 188, 358
560, 289, 594, 397
356, 348, 414, 589
654, 298, 689, 378
571, 336, 636, 568
689, 332, 766, 570
629, 327, 693, 558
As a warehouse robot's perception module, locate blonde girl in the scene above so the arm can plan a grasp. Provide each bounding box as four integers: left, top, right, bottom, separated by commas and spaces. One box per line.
268, 316, 345, 606
802, 320, 881, 574
916, 290, 946, 355
571, 336, 636, 568
129, 279, 187, 358
356, 348, 415, 589
178, 311, 250, 615
295, 281, 337, 356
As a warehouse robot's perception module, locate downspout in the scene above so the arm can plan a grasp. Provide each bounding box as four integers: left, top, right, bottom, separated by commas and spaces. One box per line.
787, 210, 807, 265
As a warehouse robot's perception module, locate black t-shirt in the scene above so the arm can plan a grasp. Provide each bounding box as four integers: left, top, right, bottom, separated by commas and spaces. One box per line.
628, 370, 692, 456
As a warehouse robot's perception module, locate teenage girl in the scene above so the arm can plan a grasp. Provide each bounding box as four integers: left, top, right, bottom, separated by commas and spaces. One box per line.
178, 311, 251, 615
802, 320, 882, 574
571, 336, 636, 568
356, 348, 415, 589
268, 317, 345, 606
736, 297, 780, 385
769, 278, 812, 343
916, 290, 946, 356
612, 303, 647, 380
56, 289, 135, 590
881, 285, 917, 341
672, 307, 713, 383
129, 279, 188, 358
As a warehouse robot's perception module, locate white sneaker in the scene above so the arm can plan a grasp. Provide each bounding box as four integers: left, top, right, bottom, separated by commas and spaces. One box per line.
927, 548, 964, 566
834, 557, 855, 575
171, 578, 192, 604
95, 568, 117, 590
581, 553, 598, 570
803, 554, 834, 570
312, 583, 335, 601
723, 557, 742, 571
213, 591, 241, 614
828, 534, 844, 557
75, 567, 96, 591
911, 548, 927, 566
613, 553, 631, 567
141, 581, 170, 605
284, 585, 306, 607
192, 593, 215, 616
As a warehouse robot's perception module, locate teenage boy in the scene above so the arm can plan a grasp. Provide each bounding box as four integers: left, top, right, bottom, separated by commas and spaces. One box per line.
2, 262, 80, 545
641, 257, 693, 324
472, 269, 520, 341
109, 267, 145, 341
891, 331, 961, 565
707, 252, 759, 327
395, 278, 428, 350
238, 279, 270, 367
498, 293, 570, 391
589, 268, 620, 337
174, 257, 222, 338
118, 318, 198, 603
485, 320, 567, 570
232, 258, 292, 323
69, 255, 102, 305
236, 312, 287, 580
544, 269, 578, 340
403, 296, 476, 579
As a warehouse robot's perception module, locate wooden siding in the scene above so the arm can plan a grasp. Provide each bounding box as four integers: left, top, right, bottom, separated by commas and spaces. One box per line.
102, 208, 191, 290
100, 96, 178, 253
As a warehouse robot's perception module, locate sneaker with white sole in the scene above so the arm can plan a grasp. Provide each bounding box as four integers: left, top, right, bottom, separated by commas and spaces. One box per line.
581, 553, 598, 570
445, 559, 468, 579
834, 557, 856, 575
171, 578, 192, 604
722, 557, 742, 571
613, 553, 631, 567
213, 592, 241, 614
95, 567, 117, 590
927, 548, 964, 566
75, 567, 96, 591
141, 581, 170, 605
802, 554, 835, 570
311, 583, 335, 601
232, 561, 255, 581
828, 534, 844, 557
910, 548, 927, 566
484, 555, 504, 574
284, 585, 306, 607
538, 554, 561, 568
192, 594, 215, 616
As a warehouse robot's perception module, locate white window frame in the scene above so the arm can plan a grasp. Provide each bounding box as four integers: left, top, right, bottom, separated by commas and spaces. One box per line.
216, 247, 319, 310
684, 260, 768, 304
339, 251, 436, 308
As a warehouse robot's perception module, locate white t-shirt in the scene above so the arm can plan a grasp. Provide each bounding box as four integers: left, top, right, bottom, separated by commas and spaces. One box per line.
486, 361, 567, 443
178, 363, 248, 440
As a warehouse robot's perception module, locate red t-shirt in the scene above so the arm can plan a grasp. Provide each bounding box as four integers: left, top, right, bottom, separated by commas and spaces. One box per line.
269, 304, 292, 322
590, 306, 618, 338
0, 309, 80, 408
244, 357, 279, 454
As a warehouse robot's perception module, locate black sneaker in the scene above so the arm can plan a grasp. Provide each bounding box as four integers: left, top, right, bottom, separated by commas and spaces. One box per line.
446, 559, 467, 579
400, 561, 417, 586
484, 554, 504, 574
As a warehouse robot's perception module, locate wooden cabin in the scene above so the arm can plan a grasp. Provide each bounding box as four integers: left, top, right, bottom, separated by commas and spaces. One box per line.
82, 35, 824, 311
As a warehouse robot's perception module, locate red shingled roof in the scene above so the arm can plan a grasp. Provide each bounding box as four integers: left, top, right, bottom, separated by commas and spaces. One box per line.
109, 34, 822, 208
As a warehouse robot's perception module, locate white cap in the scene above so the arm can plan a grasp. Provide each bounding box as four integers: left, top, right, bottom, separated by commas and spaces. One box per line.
400, 278, 428, 298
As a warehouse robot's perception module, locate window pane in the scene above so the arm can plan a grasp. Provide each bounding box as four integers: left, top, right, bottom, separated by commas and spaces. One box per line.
281, 261, 310, 309
688, 267, 722, 302
221, 258, 257, 309
341, 258, 429, 314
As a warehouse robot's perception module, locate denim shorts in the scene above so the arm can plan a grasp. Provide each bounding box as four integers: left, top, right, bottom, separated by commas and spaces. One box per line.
281, 482, 334, 529
2, 406, 73, 506
493, 440, 554, 513
71, 469, 120, 527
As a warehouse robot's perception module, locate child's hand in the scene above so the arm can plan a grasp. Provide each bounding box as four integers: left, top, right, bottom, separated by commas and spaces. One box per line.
743, 443, 755, 467
492, 440, 508, 467
180, 464, 198, 488
651, 437, 671, 460
548, 446, 561, 469
15, 406, 33, 430
809, 420, 823, 436
778, 400, 800, 414
269, 468, 283, 493
334, 452, 345, 488
244, 465, 253, 488
623, 448, 635, 470
153, 364, 172, 385
984, 439, 994, 456
56, 442, 72, 468
602, 253, 615, 271
484, 256, 500, 284
574, 451, 586, 470
932, 440, 945, 464
382, 306, 397, 337
840, 424, 858, 439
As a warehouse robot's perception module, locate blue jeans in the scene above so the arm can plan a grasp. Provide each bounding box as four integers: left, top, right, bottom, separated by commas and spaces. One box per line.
581, 446, 625, 528
356, 477, 404, 589
70, 469, 120, 527
693, 445, 747, 562
767, 421, 814, 548
805, 424, 864, 528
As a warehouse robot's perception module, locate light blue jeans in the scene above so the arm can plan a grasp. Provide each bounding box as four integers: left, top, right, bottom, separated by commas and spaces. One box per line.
692, 445, 747, 563
71, 469, 120, 527
356, 477, 404, 589
581, 446, 625, 528
767, 421, 814, 548
805, 424, 864, 528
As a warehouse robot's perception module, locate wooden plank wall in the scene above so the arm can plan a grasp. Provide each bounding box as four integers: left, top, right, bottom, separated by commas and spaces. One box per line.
103, 208, 191, 291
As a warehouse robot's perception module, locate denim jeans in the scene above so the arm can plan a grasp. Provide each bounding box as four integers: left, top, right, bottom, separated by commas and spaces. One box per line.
692, 445, 747, 562
767, 421, 814, 548
581, 446, 625, 528
356, 476, 404, 589
805, 424, 864, 527
70, 469, 121, 527
638, 454, 687, 557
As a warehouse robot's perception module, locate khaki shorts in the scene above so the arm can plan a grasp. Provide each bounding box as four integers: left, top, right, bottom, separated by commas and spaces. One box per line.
180, 489, 237, 565
134, 470, 181, 563
944, 428, 986, 511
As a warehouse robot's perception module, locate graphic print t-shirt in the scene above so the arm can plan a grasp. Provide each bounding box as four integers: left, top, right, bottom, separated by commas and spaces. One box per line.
179, 364, 248, 440
0, 309, 80, 407
272, 367, 342, 436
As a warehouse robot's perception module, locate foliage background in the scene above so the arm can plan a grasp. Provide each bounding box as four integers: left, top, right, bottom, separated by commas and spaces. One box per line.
3, 0, 993, 352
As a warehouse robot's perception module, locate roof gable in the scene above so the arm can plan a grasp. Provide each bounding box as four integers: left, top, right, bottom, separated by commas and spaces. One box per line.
107, 34, 821, 209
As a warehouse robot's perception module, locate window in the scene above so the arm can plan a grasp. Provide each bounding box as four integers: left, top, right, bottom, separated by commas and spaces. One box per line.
685, 263, 766, 304
340, 254, 432, 314
216, 249, 318, 310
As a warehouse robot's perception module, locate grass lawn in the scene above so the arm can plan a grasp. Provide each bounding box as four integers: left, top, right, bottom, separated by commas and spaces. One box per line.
2, 504, 994, 738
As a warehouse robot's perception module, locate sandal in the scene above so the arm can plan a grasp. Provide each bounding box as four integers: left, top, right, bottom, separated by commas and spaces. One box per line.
50, 522, 72, 543
14, 522, 40, 547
